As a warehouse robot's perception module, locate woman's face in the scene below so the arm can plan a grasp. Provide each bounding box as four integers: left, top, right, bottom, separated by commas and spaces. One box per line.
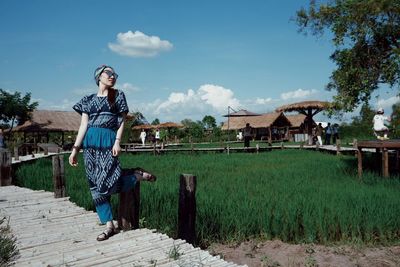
99, 67, 117, 87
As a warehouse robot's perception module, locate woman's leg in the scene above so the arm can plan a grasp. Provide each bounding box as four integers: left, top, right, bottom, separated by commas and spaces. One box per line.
95, 199, 113, 224
95, 197, 116, 241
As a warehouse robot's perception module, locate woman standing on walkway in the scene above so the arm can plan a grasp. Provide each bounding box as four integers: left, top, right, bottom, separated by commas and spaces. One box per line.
69, 65, 156, 241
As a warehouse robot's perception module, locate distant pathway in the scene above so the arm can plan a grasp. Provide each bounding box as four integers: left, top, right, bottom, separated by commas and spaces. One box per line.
0, 186, 246, 267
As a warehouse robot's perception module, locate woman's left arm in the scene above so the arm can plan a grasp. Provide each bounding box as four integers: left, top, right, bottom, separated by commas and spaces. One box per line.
112, 113, 126, 157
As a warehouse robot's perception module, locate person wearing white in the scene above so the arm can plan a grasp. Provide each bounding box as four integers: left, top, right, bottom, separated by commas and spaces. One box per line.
236, 131, 243, 141
155, 129, 160, 144
373, 108, 390, 139
140, 129, 147, 146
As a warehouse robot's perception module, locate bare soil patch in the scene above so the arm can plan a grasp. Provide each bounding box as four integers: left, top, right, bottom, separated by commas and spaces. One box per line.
208, 240, 400, 267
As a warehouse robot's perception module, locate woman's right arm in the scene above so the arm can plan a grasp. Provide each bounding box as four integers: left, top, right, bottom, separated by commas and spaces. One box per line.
69, 113, 89, 166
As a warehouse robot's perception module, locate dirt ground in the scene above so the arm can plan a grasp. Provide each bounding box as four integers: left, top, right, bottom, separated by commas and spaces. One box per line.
208, 240, 400, 267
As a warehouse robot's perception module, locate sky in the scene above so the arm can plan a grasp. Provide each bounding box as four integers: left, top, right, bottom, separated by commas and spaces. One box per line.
0, 0, 398, 124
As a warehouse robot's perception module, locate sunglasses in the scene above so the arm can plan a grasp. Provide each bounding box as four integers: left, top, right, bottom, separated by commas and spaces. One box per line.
102, 69, 119, 79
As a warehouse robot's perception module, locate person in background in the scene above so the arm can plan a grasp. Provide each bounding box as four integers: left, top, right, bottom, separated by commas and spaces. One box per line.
0, 129, 5, 148
316, 123, 323, 146
236, 130, 243, 141
69, 65, 156, 241
155, 128, 160, 144
140, 129, 147, 146
324, 122, 332, 145
243, 123, 253, 148
373, 107, 391, 140
332, 123, 340, 144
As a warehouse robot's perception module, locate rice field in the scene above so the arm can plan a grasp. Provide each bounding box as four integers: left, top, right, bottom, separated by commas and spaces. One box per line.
14, 150, 400, 247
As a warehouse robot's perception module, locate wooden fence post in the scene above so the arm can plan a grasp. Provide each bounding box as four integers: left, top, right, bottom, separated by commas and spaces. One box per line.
178, 174, 196, 245
256, 144, 259, 154
0, 149, 12, 186
353, 139, 358, 158
52, 155, 66, 198
14, 147, 19, 161
118, 177, 140, 231
336, 139, 341, 155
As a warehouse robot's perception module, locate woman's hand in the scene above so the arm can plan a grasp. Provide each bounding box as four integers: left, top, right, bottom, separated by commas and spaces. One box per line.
69, 149, 78, 166
112, 142, 121, 157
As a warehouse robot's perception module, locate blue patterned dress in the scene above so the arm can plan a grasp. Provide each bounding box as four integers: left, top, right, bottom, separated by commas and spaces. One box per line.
73, 89, 129, 206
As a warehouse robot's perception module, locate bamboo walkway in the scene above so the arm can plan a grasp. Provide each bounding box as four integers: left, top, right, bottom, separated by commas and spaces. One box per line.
0, 186, 246, 267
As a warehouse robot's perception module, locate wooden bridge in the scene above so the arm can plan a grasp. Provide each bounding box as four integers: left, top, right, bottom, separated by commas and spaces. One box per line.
0, 186, 246, 267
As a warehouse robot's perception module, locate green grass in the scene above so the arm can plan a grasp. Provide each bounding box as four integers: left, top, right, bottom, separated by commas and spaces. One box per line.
0, 217, 19, 266
14, 150, 400, 247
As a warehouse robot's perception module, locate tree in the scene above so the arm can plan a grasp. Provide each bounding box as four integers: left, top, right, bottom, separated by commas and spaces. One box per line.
181, 119, 204, 140
351, 103, 375, 127
151, 118, 160, 125
296, 0, 400, 113
0, 89, 38, 134
130, 111, 148, 126
201, 115, 217, 129
391, 101, 400, 137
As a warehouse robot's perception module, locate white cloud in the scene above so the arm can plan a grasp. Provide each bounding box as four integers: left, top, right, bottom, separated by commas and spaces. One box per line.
198, 84, 240, 111
255, 97, 272, 105
35, 98, 76, 111
376, 96, 400, 110
135, 84, 240, 122
108, 31, 173, 57
120, 83, 140, 93
280, 88, 318, 100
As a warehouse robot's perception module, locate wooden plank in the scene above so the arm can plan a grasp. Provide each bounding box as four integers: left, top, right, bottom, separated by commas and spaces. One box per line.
0, 186, 246, 267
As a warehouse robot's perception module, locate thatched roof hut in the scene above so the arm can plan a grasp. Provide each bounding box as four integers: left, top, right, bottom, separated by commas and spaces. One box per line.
132, 124, 155, 130
275, 101, 329, 114
223, 109, 261, 117
221, 112, 289, 130
275, 101, 330, 145
286, 114, 307, 128
222, 112, 292, 141
11, 110, 81, 146
12, 110, 81, 132
157, 122, 184, 129
132, 122, 184, 131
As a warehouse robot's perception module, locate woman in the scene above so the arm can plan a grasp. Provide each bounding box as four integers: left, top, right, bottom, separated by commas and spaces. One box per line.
69, 65, 156, 241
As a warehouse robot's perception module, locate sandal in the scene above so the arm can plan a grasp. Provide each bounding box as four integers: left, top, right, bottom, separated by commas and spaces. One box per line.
133, 167, 157, 182
97, 227, 115, 241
